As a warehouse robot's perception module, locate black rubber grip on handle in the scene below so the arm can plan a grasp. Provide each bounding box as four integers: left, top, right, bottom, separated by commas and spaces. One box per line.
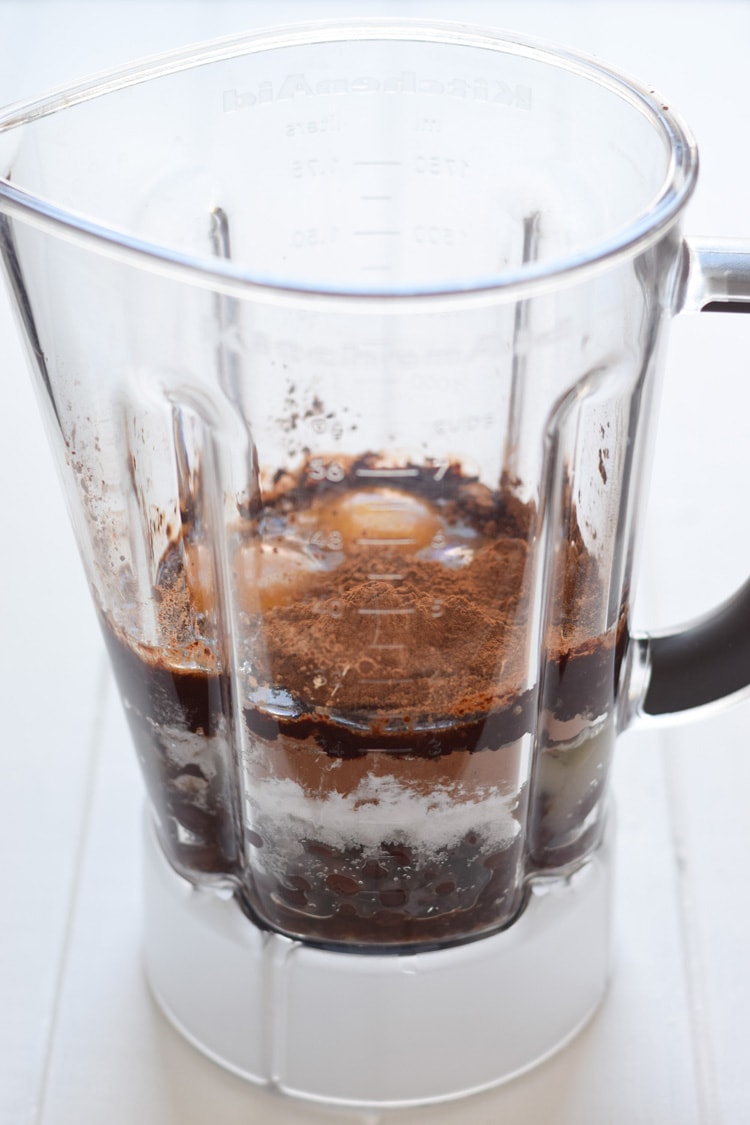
701, 301, 750, 314
644, 576, 750, 716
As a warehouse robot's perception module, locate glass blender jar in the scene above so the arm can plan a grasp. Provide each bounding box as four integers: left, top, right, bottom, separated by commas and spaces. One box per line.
2, 20, 750, 1106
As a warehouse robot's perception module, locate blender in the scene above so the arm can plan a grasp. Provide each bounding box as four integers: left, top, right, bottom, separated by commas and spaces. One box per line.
1, 20, 750, 1107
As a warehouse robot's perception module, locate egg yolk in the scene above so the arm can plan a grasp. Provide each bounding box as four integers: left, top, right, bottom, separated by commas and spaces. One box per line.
312, 487, 442, 550
183, 488, 445, 618
234, 541, 325, 612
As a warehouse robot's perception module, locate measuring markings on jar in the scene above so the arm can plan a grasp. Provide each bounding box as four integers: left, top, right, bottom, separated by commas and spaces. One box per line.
364, 746, 416, 755
353, 463, 450, 482
354, 467, 420, 478
354, 537, 417, 547
352, 161, 402, 271
357, 503, 416, 512
357, 607, 416, 616
307, 458, 346, 482
309, 530, 344, 550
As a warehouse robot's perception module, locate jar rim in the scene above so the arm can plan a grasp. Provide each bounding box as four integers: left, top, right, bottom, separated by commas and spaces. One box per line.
0, 18, 699, 309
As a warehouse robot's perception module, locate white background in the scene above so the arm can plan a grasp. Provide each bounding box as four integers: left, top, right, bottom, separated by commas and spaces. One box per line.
1, 2, 749, 1122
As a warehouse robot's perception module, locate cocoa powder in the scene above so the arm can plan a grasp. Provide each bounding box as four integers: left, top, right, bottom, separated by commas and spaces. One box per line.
258, 535, 533, 719
244, 455, 619, 747
250, 457, 534, 721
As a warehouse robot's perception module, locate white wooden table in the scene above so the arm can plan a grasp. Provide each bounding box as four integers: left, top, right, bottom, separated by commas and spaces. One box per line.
2, 3, 749, 1122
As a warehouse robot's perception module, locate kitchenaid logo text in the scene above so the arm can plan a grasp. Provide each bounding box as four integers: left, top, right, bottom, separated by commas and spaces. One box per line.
223, 72, 531, 112
240, 331, 509, 383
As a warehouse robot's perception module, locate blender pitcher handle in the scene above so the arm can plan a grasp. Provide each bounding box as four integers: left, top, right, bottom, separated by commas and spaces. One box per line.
633, 238, 750, 720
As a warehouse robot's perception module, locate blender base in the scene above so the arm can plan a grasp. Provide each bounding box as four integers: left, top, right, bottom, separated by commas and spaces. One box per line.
142, 817, 613, 1108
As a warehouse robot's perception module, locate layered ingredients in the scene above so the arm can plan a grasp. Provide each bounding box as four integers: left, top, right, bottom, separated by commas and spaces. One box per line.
104, 455, 625, 949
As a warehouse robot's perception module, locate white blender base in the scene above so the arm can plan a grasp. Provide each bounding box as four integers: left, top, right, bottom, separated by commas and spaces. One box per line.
143, 818, 613, 1108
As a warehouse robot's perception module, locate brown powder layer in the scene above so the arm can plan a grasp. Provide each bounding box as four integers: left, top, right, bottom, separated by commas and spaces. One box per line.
251, 457, 534, 721
256, 534, 531, 719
